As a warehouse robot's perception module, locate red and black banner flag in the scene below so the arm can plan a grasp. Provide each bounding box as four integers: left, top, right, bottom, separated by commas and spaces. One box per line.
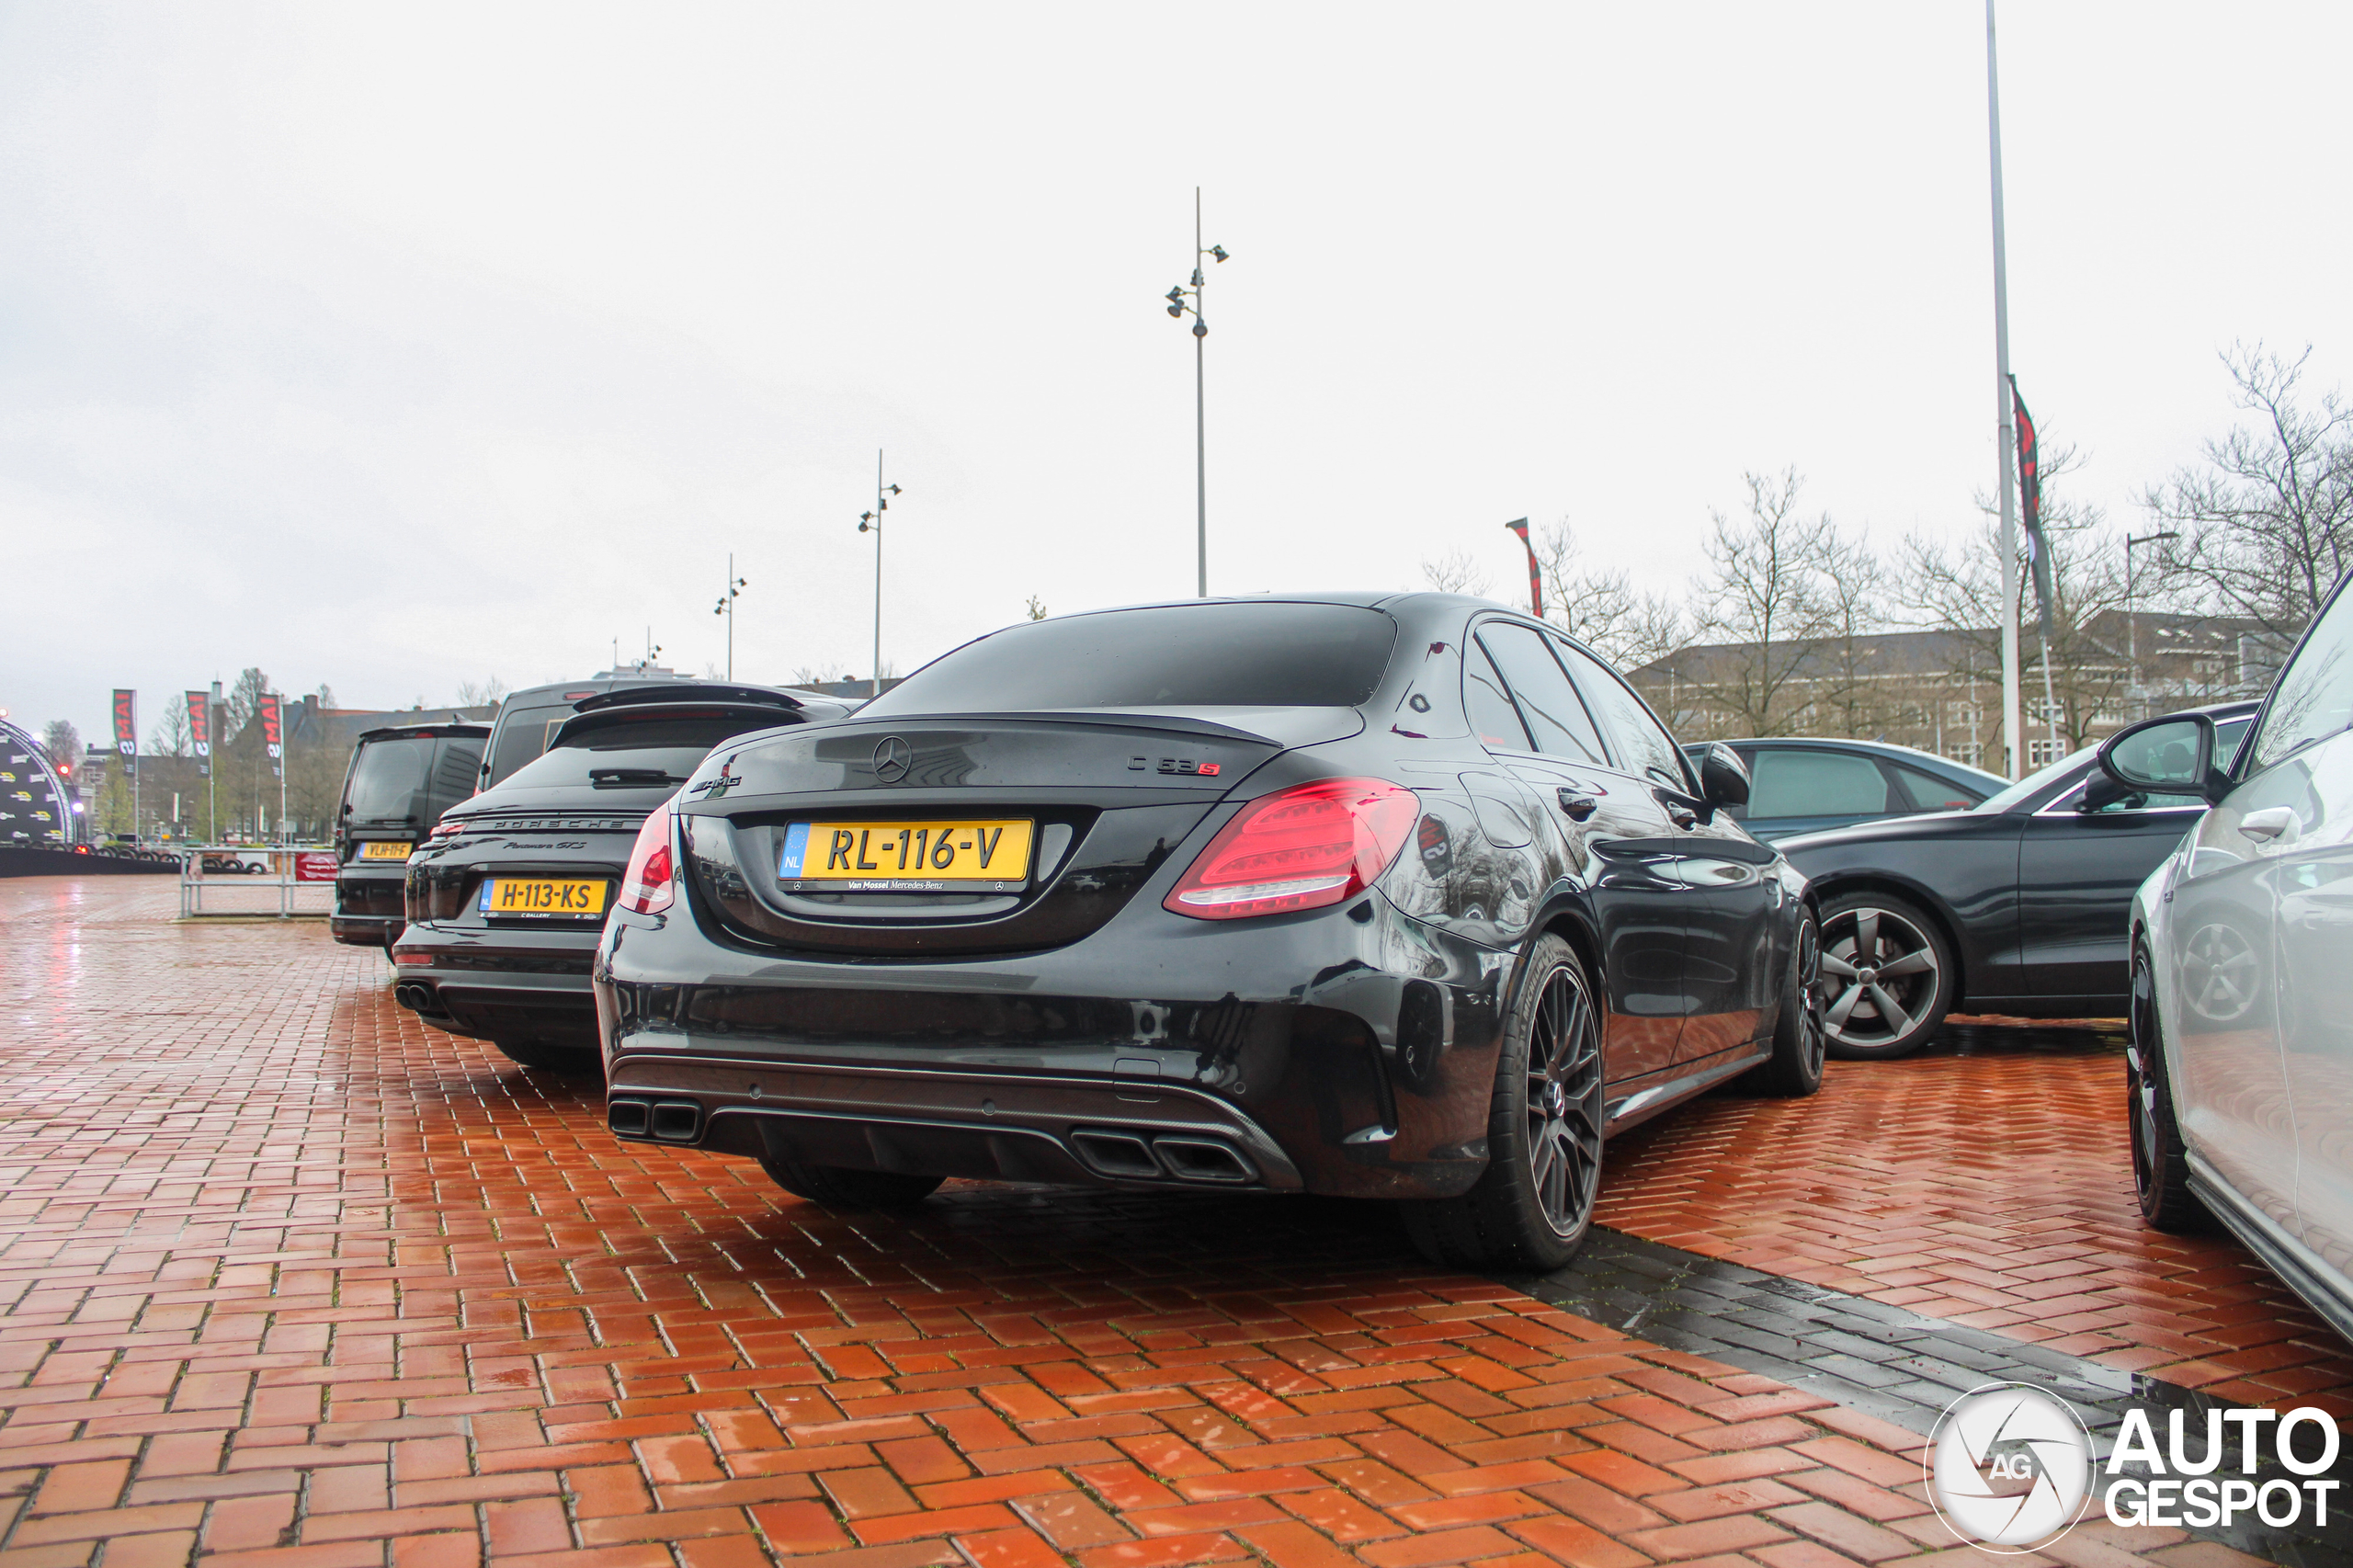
2010, 376, 2053, 636
1503, 517, 1542, 619
259, 693, 284, 778
111, 689, 137, 774
185, 689, 211, 777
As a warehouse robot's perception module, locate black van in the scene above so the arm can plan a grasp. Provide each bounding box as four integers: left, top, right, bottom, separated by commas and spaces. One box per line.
331, 722, 490, 950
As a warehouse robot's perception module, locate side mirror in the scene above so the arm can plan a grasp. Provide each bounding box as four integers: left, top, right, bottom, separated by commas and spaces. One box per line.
1698, 742, 1751, 810
2097, 713, 2226, 805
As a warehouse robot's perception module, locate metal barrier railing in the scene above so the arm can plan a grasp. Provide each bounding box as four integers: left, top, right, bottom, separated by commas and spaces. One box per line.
176, 846, 339, 919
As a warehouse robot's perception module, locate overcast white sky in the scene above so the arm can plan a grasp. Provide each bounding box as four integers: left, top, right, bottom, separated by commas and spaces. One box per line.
6, 3, 2351, 743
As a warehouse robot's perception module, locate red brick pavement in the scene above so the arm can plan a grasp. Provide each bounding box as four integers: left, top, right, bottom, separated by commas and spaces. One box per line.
0, 881, 2264, 1567
1595, 1020, 2353, 1415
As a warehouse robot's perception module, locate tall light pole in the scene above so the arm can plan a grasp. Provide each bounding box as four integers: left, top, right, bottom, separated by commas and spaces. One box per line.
713, 554, 746, 680
2126, 530, 2180, 713
1165, 188, 1228, 597
1986, 0, 2023, 779
857, 451, 902, 699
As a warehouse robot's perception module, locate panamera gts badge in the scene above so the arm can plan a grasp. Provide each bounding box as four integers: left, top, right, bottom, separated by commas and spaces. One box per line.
872, 736, 912, 783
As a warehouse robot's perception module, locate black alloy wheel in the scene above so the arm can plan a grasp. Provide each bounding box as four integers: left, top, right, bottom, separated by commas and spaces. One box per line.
1746, 910, 1826, 1096
2128, 945, 2211, 1233
1816, 892, 1955, 1060
1402, 933, 1605, 1271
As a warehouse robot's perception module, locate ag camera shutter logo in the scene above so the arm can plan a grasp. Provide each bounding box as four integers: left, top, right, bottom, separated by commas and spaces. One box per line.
1927, 1382, 2093, 1550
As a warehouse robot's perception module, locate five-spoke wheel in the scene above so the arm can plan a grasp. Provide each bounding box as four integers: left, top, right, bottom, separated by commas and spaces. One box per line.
1816, 892, 1954, 1059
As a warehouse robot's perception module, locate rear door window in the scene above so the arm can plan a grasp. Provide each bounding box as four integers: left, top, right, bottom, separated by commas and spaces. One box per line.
345, 737, 433, 824
1475, 624, 1608, 765
1746, 750, 1889, 818
1889, 763, 1982, 813
1463, 643, 1531, 751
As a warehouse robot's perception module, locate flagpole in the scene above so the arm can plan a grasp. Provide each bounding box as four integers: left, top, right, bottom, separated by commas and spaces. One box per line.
1986, 0, 2023, 780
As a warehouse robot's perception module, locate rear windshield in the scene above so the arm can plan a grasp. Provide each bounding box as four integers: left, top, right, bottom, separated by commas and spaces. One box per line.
497, 718, 769, 791
487, 704, 574, 786
865, 603, 1400, 714
346, 734, 483, 824
347, 737, 431, 823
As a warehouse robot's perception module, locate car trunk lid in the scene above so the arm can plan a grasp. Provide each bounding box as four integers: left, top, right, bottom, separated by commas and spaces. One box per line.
682, 710, 1358, 956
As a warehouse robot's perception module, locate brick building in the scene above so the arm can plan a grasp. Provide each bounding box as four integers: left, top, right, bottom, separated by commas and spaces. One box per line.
1627, 609, 2280, 771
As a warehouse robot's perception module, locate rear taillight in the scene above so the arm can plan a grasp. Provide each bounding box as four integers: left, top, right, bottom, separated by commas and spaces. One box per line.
1164, 778, 1418, 921
429, 820, 463, 839
618, 797, 678, 915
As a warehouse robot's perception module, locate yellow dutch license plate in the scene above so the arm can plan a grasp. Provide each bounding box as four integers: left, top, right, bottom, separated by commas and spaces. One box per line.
359, 841, 412, 861
479, 878, 608, 917
779, 819, 1035, 892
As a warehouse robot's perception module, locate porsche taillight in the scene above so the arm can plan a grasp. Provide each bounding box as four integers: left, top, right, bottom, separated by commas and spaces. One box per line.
1163, 778, 1418, 921
618, 797, 678, 915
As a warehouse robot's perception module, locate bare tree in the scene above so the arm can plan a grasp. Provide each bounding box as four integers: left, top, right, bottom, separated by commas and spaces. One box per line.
2145, 344, 2353, 640
1680, 469, 1879, 737
150, 694, 192, 757
1528, 520, 1687, 671
790, 661, 848, 687
1025, 596, 1049, 621
457, 676, 509, 709
1419, 550, 1492, 597
40, 720, 83, 774
1900, 441, 2139, 753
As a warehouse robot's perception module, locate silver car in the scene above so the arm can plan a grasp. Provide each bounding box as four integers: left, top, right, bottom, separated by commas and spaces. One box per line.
2111, 572, 2353, 1341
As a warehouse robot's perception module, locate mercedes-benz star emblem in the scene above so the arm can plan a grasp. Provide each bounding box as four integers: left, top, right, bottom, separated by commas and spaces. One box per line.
872, 736, 912, 784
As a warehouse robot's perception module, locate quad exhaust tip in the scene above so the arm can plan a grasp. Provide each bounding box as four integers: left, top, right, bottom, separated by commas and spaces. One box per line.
1072, 1128, 1256, 1185
608, 1098, 700, 1142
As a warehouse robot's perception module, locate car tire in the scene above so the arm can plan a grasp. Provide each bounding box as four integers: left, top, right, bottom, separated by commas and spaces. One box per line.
1817, 891, 1955, 1060
758, 1155, 945, 1210
2128, 944, 2211, 1233
1745, 908, 1826, 1097
1400, 934, 1604, 1273
491, 1039, 600, 1074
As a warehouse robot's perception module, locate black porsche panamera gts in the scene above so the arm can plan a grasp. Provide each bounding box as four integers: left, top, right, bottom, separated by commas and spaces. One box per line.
593, 594, 1824, 1268
392, 684, 847, 1069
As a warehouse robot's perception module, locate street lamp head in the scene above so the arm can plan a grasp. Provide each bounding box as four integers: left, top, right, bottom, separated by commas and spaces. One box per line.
885, 484, 901, 496
1165, 286, 1185, 304
1166, 304, 1184, 318
1192, 321, 1207, 338
1210, 245, 1229, 262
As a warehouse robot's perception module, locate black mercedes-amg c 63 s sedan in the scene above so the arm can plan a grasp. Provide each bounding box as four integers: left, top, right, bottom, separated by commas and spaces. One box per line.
392, 684, 847, 1070
593, 594, 1825, 1268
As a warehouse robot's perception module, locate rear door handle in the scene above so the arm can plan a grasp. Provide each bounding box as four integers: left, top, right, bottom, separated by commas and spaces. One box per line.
1556, 790, 1597, 822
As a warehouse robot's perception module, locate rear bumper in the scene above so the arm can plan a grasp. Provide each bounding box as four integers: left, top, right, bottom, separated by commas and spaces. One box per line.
593, 890, 1514, 1201
392, 922, 601, 1043
608, 1054, 1303, 1190
332, 915, 400, 947
334, 866, 406, 947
